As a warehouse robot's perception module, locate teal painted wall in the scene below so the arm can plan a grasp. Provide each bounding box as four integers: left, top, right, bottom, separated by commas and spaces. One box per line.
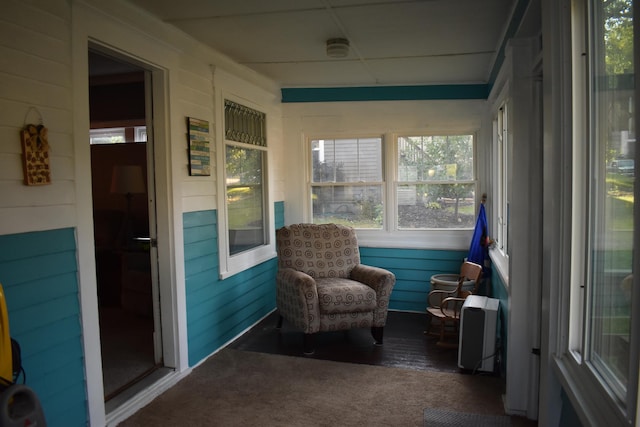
360, 247, 468, 312
560, 389, 584, 427
0, 229, 87, 427
281, 84, 489, 103
183, 203, 283, 366
183, 202, 472, 364
490, 268, 509, 375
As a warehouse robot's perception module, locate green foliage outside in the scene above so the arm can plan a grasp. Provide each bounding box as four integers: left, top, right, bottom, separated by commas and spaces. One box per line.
604, 0, 633, 75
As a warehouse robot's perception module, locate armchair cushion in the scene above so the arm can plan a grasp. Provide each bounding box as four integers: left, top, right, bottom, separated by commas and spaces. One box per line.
316, 278, 377, 314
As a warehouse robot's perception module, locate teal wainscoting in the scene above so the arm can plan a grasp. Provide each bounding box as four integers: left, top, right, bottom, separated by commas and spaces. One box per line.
183, 203, 283, 366
560, 388, 584, 427
490, 269, 509, 375
0, 229, 87, 427
359, 247, 468, 313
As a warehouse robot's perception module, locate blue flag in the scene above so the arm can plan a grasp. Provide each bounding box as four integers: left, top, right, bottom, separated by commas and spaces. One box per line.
467, 203, 488, 267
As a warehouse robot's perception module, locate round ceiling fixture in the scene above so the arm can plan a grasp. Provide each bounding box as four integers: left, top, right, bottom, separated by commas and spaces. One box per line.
326, 38, 350, 58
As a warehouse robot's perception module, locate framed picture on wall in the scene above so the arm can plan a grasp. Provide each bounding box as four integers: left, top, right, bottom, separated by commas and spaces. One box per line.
187, 117, 211, 176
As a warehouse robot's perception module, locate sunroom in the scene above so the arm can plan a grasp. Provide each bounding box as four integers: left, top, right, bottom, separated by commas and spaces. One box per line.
0, 1, 637, 426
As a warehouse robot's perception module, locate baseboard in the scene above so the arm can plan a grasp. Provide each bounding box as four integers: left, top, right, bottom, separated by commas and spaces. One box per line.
105, 367, 189, 427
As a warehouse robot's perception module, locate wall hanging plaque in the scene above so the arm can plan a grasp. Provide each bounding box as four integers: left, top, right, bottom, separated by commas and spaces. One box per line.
187, 117, 211, 176
20, 108, 51, 185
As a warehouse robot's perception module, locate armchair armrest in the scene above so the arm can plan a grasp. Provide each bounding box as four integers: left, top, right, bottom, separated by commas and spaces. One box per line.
350, 264, 395, 326
276, 268, 320, 333
350, 264, 395, 293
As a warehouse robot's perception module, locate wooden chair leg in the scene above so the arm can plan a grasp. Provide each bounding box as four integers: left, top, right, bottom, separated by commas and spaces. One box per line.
425, 314, 434, 335
371, 326, 384, 345
436, 319, 459, 349
303, 333, 315, 355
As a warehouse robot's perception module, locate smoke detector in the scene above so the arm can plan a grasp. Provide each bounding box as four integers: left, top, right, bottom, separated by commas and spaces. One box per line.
326, 38, 350, 58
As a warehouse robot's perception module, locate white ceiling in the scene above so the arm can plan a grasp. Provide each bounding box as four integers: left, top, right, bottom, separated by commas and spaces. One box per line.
126, 0, 518, 88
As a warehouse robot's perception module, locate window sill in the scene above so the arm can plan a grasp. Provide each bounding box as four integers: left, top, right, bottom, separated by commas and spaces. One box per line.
489, 247, 509, 286
219, 248, 277, 280
355, 228, 474, 251
553, 353, 632, 427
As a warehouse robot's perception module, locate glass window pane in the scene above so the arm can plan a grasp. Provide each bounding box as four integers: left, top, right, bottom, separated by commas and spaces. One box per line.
89, 127, 126, 144
311, 137, 382, 183
226, 146, 265, 255
588, 0, 633, 400
398, 183, 476, 229
312, 185, 383, 229
397, 135, 474, 182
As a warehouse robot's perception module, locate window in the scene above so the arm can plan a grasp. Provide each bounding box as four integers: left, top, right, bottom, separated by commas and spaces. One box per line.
224, 100, 267, 255
219, 99, 272, 278
494, 106, 509, 255
310, 137, 384, 228
585, 0, 635, 402
90, 127, 125, 144
396, 135, 476, 229
89, 126, 147, 144
308, 134, 477, 235
566, 0, 636, 423
226, 146, 265, 255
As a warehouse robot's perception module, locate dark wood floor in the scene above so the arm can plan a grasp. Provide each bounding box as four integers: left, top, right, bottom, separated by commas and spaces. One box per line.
228, 310, 494, 375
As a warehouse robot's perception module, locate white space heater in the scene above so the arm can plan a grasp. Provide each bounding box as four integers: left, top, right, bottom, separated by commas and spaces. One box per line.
458, 295, 499, 372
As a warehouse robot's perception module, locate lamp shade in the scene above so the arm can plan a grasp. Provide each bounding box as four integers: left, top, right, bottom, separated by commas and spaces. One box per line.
110, 165, 146, 195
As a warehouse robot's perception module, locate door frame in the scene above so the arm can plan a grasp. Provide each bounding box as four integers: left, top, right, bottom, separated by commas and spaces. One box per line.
72, 31, 184, 426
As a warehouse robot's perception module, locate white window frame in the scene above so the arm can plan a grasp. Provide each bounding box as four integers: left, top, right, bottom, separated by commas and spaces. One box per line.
488, 76, 511, 284
304, 131, 479, 250
217, 94, 275, 279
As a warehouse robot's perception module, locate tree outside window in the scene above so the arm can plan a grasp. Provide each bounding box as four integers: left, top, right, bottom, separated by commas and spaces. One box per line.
397, 135, 476, 229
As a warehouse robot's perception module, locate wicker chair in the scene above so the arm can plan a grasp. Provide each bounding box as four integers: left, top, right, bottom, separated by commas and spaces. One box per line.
275, 223, 396, 354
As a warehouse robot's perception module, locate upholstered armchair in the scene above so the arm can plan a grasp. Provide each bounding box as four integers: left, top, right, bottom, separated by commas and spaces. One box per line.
275, 223, 396, 354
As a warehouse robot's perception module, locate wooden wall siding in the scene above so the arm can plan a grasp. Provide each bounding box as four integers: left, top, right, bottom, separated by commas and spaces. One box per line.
0, 0, 76, 236
179, 55, 217, 214
359, 247, 467, 312
184, 203, 283, 366
0, 228, 86, 427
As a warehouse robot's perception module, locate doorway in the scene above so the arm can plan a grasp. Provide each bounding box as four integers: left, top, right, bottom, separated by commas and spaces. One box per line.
88, 48, 162, 402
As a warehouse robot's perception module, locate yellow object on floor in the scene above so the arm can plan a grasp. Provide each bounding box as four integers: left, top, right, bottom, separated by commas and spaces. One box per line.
0, 283, 12, 383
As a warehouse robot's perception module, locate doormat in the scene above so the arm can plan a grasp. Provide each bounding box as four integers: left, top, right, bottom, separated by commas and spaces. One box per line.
423, 408, 511, 426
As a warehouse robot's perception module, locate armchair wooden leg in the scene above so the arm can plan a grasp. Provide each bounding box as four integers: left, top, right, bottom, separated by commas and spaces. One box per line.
371, 327, 384, 345
276, 314, 283, 329
303, 334, 315, 355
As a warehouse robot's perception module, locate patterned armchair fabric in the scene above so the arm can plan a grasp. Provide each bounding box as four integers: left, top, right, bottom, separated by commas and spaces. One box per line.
276, 223, 396, 353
